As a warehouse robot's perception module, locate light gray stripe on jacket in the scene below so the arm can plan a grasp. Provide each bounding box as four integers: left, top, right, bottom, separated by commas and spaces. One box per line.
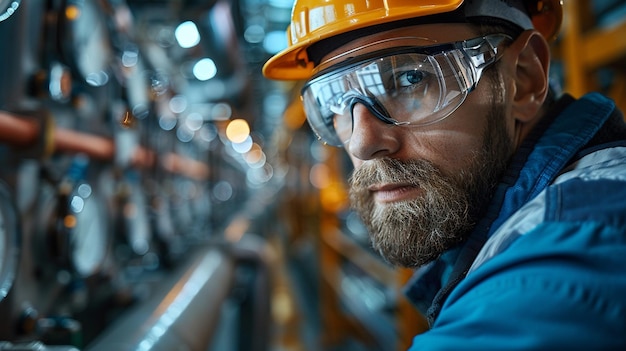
468, 147, 626, 274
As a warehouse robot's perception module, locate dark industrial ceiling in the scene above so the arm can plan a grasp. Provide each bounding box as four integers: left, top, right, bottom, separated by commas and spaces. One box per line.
124, 0, 296, 140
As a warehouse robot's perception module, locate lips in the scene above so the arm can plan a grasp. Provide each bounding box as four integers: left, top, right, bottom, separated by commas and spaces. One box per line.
370, 183, 422, 203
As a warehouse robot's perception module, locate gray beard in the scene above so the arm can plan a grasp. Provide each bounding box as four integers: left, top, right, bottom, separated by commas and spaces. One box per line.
348, 104, 512, 268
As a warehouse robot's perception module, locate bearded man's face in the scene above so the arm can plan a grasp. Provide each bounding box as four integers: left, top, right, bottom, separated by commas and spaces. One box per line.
348, 102, 513, 268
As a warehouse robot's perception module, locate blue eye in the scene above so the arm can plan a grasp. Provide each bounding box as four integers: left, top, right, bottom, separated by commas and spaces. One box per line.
397, 70, 426, 87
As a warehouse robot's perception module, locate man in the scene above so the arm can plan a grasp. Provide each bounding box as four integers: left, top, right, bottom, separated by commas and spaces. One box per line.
264, 0, 626, 349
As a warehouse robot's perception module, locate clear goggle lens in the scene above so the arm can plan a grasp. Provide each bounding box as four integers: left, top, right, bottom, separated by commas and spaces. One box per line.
301, 34, 511, 147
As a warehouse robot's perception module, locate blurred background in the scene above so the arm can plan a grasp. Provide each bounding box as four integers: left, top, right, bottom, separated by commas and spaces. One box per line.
0, 0, 624, 350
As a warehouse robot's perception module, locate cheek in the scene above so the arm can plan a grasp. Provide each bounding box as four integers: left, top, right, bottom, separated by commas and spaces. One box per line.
405, 106, 490, 170
347, 93, 499, 174
409, 129, 485, 171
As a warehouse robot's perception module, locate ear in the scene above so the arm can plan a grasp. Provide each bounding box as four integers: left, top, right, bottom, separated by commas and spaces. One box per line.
507, 30, 551, 123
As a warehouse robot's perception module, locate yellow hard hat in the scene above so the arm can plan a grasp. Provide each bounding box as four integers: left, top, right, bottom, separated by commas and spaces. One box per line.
263, 0, 562, 80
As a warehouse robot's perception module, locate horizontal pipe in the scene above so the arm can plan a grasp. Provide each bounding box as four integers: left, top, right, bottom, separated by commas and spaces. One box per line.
0, 110, 39, 147
85, 246, 235, 351
53, 128, 115, 162
161, 152, 210, 181
0, 110, 209, 180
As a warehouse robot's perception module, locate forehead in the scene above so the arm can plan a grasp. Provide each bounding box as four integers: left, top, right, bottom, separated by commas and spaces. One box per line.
320, 23, 479, 64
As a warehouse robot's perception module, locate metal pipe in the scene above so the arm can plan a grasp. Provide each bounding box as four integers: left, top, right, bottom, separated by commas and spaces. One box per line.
0, 111, 40, 147
0, 110, 210, 180
85, 246, 235, 351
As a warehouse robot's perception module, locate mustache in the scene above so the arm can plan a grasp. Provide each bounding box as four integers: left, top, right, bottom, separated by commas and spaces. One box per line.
349, 158, 441, 190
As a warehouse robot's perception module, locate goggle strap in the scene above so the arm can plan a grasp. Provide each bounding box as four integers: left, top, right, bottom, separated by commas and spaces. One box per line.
463, 34, 511, 83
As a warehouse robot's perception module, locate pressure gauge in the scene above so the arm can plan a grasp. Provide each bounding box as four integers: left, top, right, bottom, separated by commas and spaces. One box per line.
113, 173, 154, 262
0, 0, 20, 22
37, 179, 110, 279
67, 182, 110, 277
58, 0, 113, 85
124, 183, 152, 257
0, 180, 20, 302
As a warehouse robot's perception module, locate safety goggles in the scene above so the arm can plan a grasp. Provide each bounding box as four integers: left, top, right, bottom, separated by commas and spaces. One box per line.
300, 34, 512, 147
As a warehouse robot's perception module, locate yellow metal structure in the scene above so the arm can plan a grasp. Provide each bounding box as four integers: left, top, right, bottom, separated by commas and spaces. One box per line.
558, 0, 626, 114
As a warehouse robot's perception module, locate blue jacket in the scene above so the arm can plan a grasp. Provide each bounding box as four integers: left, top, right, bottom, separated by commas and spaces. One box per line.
406, 93, 626, 350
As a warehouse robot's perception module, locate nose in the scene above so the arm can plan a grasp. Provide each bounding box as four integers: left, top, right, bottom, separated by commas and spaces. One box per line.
347, 103, 400, 160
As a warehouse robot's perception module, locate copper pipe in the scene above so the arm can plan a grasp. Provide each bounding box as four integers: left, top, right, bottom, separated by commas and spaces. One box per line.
0, 110, 40, 146
53, 128, 115, 161
162, 152, 210, 181
0, 110, 209, 180
130, 145, 157, 169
